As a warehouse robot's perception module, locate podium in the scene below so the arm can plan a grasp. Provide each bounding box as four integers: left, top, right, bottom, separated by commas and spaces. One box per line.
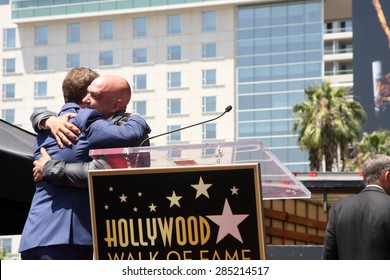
88, 141, 310, 260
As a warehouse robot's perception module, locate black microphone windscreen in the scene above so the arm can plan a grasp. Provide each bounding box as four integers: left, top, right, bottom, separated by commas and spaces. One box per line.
225, 105, 233, 112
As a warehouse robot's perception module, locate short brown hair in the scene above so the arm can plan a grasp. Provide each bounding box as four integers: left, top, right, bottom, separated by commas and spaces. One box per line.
62, 67, 99, 104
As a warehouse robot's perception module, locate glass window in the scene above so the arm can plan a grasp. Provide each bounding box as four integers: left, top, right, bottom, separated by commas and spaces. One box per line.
202, 123, 216, 139
167, 72, 181, 88
133, 100, 147, 115
202, 69, 216, 85
167, 45, 181, 61
67, 53, 80, 68
133, 17, 147, 38
0, 238, 12, 253
202, 96, 216, 112
3, 58, 15, 73
2, 109, 14, 123
67, 23, 80, 43
34, 56, 48, 71
167, 125, 181, 141
100, 20, 113, 40
133, 74, 147, 90
34, 81, 47, 97
202, 148, 216, 156
99, 51, 113, 66
35, 25, 48, 45
202, 11, 216, 32
132, 48, 147, 63
167, 98, 181, 115
3, 28, 16, 48
167, 14, 181, 35
202, 42, 216, 58
2, 83, 15, 99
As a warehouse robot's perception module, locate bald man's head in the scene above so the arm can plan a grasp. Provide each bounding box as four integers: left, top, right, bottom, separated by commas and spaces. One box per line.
82, 75, 132, 119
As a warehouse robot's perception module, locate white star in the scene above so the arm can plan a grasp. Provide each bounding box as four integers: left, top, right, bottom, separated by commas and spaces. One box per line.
149, 203, 157, 212
166, 191, 182, 207
206, 199, 249, 244
230, 186, 239, 195
191, 176, 212, 198
104, 205, 109, 210
119, 193, 127, 203
109, 186, 114, 192
138, 192, 143, 197
133, 207, 138, 212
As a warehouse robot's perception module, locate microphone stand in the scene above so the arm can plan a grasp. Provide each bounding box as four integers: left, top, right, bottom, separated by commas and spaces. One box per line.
138, 105, 232, 147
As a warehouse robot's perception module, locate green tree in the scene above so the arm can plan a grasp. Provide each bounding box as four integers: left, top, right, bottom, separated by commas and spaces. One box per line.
0, 249, 6, 260
292, 82, 366, 171
347, 130, 390, 170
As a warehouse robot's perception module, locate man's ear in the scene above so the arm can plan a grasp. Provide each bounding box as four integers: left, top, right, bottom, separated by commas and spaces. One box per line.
112, 98, 122, 112
384, 170, 390, 182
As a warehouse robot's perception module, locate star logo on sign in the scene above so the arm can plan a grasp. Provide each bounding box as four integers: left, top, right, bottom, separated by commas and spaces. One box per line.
119, 193, 127, 203
166, 191, 182, 207
230, 186, 239, 195
207, 199, 249, 244
191, 176, 212, 198
149, 203, 157, 212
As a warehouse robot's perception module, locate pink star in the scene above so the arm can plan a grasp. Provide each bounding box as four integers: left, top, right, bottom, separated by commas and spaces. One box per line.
207, 199, 249, 244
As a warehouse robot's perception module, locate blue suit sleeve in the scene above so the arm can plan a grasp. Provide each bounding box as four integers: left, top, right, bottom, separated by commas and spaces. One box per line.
74, 109, 150, 149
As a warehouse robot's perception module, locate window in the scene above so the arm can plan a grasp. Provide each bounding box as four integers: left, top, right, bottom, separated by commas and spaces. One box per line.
67, 23, 80, 43
202, 123, 216, 139
2, 109, 14, 123
202, 147, 216, 156
133, 74, 147, 90
34, 56, 48, 71
133, 17, 147, 37
167, 125, 181, 141
3, 28, 16, 49
35, 25, 48, 45
34, 81, 47, 97
67, 53, 80, 68
0, 238, 11, 253
202, 42, 216, 58
340, 20, 352, 32
202, 69, 216, 85
133, 100, 147, 115
132, 48, 147, 63
202, 96, 216, 112
167, 72, 181, 88
100, 20, 113, 40
2, 83, 15, 99
167, 45, 181, 61
167, 98, 181, 115
99, 51, 113, 66
3, 58, 15, 73
202, 11, 216, 32
167, 14, 181, 35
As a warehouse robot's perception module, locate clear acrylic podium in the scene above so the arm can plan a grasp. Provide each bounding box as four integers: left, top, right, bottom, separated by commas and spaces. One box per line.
89, 140, 310, 200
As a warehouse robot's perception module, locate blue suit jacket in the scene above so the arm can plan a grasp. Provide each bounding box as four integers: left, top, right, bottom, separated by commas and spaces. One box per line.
19, 103, 150, 252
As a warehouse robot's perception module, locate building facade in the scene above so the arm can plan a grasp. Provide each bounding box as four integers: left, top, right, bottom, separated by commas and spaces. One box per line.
1, 0, 352, 172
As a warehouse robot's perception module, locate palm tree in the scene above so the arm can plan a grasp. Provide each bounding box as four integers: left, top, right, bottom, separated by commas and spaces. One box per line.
347, 130, 390, 170
292, 82, 366, 171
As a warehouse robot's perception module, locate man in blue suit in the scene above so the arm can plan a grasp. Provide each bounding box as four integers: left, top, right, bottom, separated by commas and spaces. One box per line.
322, 154, 390, 259
19, 70, 151, 259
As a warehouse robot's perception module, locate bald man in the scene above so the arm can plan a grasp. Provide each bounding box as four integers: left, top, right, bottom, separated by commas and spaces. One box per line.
20, 74, 151, 260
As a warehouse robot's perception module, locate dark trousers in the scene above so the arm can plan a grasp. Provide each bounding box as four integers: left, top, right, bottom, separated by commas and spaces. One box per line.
21, 244, 93, 260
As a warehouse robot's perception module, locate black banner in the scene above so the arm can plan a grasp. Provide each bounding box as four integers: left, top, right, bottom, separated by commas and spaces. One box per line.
88, 163, 266, 260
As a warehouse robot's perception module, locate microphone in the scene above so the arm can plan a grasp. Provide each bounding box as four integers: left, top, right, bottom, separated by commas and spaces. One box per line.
139, 105, 233, 147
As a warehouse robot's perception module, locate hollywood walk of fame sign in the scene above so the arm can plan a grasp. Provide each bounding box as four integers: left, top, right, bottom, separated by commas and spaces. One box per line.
88, 163, 266, 260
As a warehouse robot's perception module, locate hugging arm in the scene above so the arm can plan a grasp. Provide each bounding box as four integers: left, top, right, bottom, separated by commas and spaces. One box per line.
42, 159, 110, 188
